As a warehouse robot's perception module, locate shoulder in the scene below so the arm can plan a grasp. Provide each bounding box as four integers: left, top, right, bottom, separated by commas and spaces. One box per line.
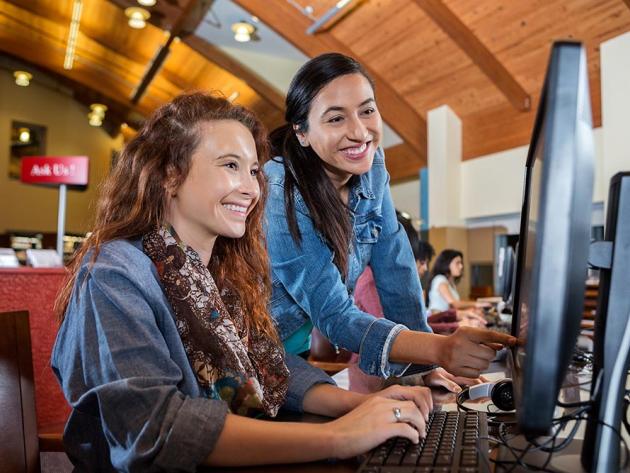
263, 157, 286, 186
431, 274, 448, 288
79, 238, 158, 289
263, 157, 309, 216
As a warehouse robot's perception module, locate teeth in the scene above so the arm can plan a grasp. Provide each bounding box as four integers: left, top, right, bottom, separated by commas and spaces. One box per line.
223, 204, 247, 213
345, 143, 367, 155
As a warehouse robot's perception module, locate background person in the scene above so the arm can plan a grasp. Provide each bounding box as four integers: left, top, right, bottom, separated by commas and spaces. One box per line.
428, 249, 488, 327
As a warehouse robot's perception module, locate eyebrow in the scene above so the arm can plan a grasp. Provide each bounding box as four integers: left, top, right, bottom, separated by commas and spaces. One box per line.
321, 98, 375, 116
216, 154, 259, 165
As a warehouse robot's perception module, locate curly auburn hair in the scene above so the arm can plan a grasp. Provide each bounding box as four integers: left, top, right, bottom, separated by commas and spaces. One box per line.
55, 92, 277, 339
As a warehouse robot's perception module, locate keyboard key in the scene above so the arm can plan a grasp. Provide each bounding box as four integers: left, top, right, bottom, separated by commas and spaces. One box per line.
435, 454, 452, 465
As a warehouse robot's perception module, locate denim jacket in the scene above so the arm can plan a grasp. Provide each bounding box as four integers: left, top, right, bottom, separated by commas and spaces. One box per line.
264, 147, 432, 378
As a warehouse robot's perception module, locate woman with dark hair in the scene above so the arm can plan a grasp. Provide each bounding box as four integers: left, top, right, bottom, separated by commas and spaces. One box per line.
265, 53, 514, 384
428, 249, 488, 325
52, 93, 433, 472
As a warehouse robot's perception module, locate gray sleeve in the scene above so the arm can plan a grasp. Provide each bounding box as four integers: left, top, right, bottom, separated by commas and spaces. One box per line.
53, 264, 228, 472
282, 354, 336, 412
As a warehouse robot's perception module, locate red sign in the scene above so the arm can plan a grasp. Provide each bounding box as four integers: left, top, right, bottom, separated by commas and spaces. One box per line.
20, 156, 89, 186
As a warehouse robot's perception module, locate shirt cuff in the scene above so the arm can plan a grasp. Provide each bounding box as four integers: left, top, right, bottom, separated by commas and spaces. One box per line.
358, 319, 411, 377
154, 397, 228, 472
283, 354, 336, 413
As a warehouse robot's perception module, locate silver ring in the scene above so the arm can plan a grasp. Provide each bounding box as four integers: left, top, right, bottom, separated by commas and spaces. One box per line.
393, 406, 402, 423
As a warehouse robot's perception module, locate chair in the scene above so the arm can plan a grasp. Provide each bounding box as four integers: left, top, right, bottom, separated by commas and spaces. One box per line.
0, 311, 67, 473
307, 328, 352, 375
0, 310, 41, 473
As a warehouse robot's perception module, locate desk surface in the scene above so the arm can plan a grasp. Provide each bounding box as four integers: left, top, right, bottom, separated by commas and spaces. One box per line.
201, 357, 621, 473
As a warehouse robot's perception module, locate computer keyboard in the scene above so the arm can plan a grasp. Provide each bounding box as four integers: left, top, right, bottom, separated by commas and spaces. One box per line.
357, 411, 488, 473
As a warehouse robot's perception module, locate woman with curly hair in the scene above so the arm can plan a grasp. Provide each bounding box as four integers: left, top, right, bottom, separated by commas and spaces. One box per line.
53, 93, 432, 472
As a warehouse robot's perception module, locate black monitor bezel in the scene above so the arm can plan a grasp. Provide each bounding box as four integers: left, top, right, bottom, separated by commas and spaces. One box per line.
509, 41, 594, 435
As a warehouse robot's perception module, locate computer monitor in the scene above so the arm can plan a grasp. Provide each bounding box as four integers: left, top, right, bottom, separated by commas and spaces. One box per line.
508, 41, 595, 436
581, 172, 630, 471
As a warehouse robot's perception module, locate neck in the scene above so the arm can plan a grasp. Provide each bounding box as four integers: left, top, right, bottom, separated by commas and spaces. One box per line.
166, 220, 217, 267
322, 165, 352, 204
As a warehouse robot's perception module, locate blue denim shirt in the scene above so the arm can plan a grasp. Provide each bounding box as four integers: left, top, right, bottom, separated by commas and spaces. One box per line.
51, 239, 334, 473
264, 147, 432, 378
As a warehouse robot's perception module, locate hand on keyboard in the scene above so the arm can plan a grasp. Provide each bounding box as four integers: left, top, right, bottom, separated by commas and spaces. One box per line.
327, 396, 427, 459
367, 385, 433, 421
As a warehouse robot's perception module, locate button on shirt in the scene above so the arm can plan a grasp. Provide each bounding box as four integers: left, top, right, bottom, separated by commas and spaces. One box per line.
264, 147, 432, 378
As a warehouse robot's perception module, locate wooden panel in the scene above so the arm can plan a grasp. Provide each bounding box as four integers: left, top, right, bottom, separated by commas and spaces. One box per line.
233, 0, 428, 163
330, 0, 630, 160
184, 35, 286, 111
0, 0, 285, 134
413, 0, 530, 111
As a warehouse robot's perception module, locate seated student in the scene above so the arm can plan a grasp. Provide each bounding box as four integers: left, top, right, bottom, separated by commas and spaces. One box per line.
51, 93, 433, 472
427, 249, 488, 327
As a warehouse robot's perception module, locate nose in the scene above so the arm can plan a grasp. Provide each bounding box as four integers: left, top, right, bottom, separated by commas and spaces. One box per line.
346, 115, 369, 142
238, 171, 260, 199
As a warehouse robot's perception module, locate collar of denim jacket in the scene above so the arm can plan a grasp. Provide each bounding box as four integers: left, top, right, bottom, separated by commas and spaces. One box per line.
354, 170, 375, 200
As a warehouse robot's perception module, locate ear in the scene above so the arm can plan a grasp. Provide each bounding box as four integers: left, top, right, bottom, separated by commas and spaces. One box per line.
293, 124, 309, 148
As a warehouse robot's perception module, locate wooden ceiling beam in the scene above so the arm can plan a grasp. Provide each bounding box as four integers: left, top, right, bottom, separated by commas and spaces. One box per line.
130, 0, 200, 104
183, 35, 286, 112
414, 0, 531, 112
383, 143, 425, 182
233, 0, 427, 166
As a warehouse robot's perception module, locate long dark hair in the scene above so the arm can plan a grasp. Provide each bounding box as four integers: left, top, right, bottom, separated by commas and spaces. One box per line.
269, 53, 374, 277
56, 93, 277, 340
430, 249, 464, 286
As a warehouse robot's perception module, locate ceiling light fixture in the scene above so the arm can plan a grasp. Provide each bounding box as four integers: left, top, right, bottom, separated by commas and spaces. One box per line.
227, 91, 240, 102
14, 71, 32, 87
88, 103, 107, 127
137, 0, 157, 6
64, 0, 83, 70
18, 128, 31, 143
231, 21, 256, 43
125, 7, 150, 29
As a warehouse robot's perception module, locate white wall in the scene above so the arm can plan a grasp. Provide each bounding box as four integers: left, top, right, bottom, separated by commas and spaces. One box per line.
459, 127, 605, 221
601, 31, 630, 208
390, 179, 420, 222
390, 126, 605, 229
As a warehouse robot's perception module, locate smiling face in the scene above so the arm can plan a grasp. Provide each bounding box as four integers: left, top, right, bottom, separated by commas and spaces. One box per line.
166, 120, 260, 261
296, 73, 382, 189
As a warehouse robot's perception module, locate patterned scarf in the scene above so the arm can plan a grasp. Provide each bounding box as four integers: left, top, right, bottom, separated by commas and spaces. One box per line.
143, 226, 289, 417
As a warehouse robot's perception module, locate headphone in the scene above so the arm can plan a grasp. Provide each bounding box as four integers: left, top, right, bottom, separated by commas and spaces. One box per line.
456, 378, 515, 412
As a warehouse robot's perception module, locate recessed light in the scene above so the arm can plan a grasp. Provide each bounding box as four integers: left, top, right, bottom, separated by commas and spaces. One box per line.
125, 7, 150, 29
231, 21, 256, 43
18, 128, 31, 143
14, 70, 33, 87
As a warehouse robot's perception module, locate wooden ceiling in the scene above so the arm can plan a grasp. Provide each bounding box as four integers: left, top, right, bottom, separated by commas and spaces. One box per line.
1, 0, 629, 182
236, 0, 630, 177
0, 0, 284, 133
